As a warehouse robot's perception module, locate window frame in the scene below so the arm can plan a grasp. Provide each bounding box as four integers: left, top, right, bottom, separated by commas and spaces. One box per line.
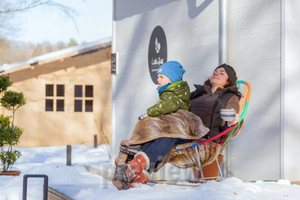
74, 85, 94, 112
45, 84, 65, 112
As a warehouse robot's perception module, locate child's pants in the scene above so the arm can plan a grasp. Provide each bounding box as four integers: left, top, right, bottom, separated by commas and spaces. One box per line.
141, 137, 193, 172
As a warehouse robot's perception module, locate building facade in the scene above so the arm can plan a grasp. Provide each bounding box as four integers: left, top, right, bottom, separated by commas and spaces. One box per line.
0, 39, 112, 146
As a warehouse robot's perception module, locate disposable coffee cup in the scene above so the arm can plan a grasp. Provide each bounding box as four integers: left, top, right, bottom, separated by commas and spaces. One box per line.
220, 109, 236, 121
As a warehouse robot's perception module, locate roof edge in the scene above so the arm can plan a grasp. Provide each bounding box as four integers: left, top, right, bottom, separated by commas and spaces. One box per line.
0, 37, 112, 74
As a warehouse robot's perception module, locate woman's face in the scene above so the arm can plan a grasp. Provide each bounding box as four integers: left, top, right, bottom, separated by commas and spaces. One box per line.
210, 67, 229, 88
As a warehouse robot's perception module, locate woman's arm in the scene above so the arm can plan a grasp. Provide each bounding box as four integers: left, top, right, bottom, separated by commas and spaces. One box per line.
225, 95, 240, 125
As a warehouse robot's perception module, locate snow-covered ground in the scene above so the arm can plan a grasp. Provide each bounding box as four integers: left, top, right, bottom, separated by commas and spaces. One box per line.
1, 144, 300, 200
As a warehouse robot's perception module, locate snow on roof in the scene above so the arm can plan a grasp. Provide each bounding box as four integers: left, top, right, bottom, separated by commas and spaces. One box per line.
0, 37, 112, 74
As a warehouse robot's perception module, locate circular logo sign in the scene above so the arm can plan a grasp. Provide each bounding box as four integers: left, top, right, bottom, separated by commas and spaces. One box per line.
148, 26, 167, 84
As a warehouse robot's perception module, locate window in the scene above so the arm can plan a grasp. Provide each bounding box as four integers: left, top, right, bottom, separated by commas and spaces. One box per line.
45, 84, 94, 112
85, 85, 93, 97
74, 100, 82, 112
57, 85, 65, 97
45, 99, 53, 111
75, 85, 82, 97
46, 84, 53, 97
85, 100, 93, 112
74, 85, 93, 112
56, 99, 64, 111
45, 84, 65, 112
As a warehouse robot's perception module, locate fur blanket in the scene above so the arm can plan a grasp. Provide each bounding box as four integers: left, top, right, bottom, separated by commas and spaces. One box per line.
115, 110, 209, 171
121, 109, 209, 146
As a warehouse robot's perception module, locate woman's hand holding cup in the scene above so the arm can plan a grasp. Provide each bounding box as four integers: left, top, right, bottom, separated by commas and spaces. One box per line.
229, 112, 239, 125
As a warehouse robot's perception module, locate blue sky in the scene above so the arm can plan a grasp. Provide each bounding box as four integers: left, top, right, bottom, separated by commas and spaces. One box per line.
9, 0, 112, 44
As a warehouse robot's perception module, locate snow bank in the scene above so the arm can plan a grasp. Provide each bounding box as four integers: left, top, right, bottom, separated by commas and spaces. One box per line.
0, 145, 300, 200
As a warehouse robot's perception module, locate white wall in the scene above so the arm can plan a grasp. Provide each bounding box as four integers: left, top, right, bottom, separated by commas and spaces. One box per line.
284, 0, 300, 181
227, 0, 282, 181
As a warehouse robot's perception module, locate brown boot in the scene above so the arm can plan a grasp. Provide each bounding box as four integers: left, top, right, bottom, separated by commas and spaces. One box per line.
116, 152, 150, 184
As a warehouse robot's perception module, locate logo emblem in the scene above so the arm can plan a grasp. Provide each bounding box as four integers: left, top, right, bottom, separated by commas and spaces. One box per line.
148, 26, 167, 84
155, 38, 161, 53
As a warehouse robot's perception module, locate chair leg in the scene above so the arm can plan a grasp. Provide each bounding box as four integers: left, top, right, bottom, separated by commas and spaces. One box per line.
194, 146, 205, 183
215, 157, 224, 181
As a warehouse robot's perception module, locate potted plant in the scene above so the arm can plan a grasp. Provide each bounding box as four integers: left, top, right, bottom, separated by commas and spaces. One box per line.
0, 75, 26, 175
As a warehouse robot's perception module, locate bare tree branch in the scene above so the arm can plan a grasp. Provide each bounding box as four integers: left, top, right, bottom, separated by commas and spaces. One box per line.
0, 0, 78, 39
0, 0, 76, 15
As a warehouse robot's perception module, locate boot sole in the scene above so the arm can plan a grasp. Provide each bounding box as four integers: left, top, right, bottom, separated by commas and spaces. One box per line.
113, 179, 132, 190
115, 164, 129, 184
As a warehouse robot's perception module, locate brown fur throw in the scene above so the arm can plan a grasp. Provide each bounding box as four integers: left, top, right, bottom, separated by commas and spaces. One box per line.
115, 110, 209, 170
121, 109, 209, 146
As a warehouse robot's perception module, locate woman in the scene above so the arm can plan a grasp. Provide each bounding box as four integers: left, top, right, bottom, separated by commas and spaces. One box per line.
190, 63, 240, 138
114, 63, 241, 190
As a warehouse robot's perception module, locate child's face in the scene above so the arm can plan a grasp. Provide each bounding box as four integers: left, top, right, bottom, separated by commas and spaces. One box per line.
157, 74, 172, 87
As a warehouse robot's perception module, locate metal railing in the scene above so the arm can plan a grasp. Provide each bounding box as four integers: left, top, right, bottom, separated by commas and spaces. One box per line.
22, 174, 48, 200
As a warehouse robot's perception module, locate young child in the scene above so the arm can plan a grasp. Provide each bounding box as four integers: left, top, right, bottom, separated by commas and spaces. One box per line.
116, 61, 192, 187
139, 60, 191, 119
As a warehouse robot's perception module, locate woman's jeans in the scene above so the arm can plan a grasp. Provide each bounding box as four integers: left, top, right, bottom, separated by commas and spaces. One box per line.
141, 137, 193, 172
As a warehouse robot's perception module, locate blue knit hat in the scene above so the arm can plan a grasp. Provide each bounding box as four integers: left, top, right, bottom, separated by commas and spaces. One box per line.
157, 61, 185, 82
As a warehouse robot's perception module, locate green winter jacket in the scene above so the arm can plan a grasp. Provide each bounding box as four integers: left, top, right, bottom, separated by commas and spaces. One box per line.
147, 81, 191, 117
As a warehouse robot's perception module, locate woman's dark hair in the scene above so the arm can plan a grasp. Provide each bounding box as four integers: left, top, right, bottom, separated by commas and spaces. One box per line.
206, 64, 238, 88
219, 64, 237, 87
